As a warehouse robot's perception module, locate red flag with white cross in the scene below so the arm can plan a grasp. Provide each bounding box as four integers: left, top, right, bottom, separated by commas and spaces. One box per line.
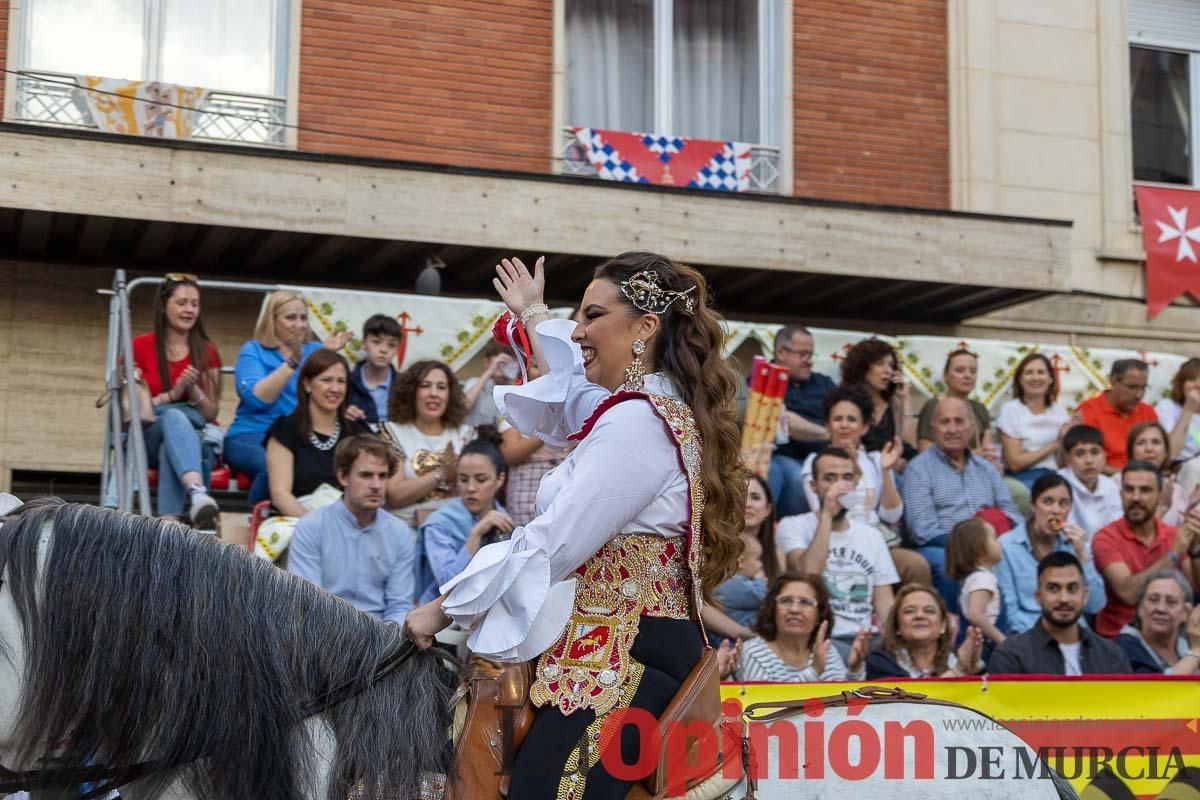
1135, 184, 1200, 318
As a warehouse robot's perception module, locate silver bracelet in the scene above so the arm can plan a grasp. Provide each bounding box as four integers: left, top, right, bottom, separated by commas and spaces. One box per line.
519, 303, 549, 326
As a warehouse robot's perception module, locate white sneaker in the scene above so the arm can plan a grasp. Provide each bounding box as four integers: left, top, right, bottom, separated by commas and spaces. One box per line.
187, 492, 220, 531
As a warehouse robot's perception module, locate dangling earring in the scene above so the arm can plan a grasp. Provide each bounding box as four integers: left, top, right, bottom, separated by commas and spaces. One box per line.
624, 338, 646, 391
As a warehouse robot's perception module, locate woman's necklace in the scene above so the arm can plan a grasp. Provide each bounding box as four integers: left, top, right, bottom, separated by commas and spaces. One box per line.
310, 419, 341, 451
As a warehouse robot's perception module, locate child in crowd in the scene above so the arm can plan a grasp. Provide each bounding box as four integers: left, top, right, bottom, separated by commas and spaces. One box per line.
711, 529, 769, 643
1057, 425, 1122, 538
347, 313, 403, 427
946, 518, 1006, 649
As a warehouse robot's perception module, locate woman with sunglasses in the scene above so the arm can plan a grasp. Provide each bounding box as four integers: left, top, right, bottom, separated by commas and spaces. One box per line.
130, 274, 222, 528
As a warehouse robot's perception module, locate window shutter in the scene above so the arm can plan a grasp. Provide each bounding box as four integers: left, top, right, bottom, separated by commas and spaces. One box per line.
1130, 0, 1200, 50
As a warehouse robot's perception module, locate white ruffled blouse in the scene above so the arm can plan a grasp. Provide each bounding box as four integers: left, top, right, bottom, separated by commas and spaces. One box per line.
439, 318, 692, 662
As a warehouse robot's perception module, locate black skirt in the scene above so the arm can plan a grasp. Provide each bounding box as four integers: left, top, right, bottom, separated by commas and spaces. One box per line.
507, 616, 703, 800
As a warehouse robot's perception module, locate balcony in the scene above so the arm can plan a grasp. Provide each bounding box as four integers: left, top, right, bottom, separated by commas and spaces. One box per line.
560, 127, 782, 195
11, 71, 288, 148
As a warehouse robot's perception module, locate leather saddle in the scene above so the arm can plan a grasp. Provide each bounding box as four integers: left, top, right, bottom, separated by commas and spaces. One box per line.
449, 648, 730, 800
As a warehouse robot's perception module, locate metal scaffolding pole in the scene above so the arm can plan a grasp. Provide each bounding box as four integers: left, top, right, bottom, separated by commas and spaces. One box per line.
115, 270, 152, 516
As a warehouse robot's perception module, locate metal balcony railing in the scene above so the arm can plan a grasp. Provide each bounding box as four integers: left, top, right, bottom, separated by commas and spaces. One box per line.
11, 71, 288, 148
561, 127, 782, 194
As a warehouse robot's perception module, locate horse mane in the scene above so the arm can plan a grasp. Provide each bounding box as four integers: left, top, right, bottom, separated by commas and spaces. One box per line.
3, 499, 454, 800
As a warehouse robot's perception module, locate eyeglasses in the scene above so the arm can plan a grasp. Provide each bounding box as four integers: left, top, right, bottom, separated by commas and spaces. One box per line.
776, 597, 818, 609
164, 272, 198, 284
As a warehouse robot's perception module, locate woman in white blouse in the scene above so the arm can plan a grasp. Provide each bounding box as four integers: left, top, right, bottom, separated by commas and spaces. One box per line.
403, 252, 745, 799
717, 573, 869, 683
996, 353, 1071, 490
1157, 358, 1200, 499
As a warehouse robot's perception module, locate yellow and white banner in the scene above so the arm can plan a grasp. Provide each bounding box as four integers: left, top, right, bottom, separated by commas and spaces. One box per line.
78, 76, 208, 139
724, 678, 1200, 798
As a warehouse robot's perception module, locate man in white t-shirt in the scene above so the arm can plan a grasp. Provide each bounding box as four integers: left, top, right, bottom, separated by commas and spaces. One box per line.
778, 446, 899, 656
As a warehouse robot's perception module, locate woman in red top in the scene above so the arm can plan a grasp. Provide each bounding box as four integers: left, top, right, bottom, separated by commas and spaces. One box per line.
131, 274, 223, 528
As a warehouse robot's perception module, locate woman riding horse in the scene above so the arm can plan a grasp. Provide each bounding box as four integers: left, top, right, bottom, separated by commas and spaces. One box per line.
404, 252, 746, 799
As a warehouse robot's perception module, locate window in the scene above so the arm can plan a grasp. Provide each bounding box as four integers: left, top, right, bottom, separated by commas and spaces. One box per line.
19, 0, 289, 97
1129, 0, 1200, 184
565, 0, 784, 145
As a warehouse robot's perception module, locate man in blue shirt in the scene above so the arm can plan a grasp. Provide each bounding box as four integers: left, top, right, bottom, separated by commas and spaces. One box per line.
289, 434, 415, 628
903, 396, 1020, 612
768, 325, 836, 517
347, 314, 403, 426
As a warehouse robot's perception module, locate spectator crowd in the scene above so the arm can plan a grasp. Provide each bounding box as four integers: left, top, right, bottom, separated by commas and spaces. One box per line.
129, 275, 1200, 681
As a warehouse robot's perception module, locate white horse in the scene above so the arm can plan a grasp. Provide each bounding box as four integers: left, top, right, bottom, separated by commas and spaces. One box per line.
0, 499, 454, 800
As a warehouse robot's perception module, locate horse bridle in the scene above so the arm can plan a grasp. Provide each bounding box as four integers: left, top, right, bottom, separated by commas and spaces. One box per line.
0, 505, 423, 799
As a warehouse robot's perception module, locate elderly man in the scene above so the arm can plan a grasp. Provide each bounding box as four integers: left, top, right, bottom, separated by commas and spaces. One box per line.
768, 324, 836, 517
1077, 359, 1158, 473
1092, 461, 1199, 637
903, 396, 1021, 611
988, 552, 1131, 675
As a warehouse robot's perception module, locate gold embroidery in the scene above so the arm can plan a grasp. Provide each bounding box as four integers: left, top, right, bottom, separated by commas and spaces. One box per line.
554, 661, 645, 800
531, 535, 688, 716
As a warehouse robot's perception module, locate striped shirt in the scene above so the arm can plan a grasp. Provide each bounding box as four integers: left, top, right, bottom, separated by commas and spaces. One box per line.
734, 636, 848, 683
902, 446, 1021, 546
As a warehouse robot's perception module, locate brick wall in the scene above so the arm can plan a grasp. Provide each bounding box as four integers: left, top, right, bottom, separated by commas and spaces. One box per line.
298, 0, 554, 172
793, 0, 949, 209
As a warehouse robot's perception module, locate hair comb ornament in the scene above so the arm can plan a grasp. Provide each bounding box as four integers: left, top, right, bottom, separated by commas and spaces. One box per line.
620, 270, 697, 316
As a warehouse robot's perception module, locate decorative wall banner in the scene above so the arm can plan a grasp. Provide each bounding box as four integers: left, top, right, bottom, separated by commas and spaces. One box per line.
1135, 184, 1200, 319
572, 127, 752, 191
724, 678, 1200, 799
77, 76, 208, 139
263, 284, 1188, 405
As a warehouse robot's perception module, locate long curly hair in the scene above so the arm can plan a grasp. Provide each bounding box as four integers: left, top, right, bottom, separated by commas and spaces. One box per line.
387, 359, 467, 427
840, 338, 899, 401
593, 252, 747, 603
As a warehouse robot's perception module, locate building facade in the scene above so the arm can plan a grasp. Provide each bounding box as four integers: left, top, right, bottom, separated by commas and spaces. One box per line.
0, 0, 1193, 486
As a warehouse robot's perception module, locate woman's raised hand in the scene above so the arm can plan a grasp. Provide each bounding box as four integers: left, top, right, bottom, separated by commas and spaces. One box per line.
493, 257, 545, 317
846, 628, 872, 675
717, 639, 740, 679
323, 330, 354, 352
812, 620, 831, 676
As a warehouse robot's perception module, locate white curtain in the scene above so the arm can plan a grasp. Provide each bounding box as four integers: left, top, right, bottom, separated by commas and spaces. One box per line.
566, 0, 654, 131
162, 0, 278, 95
672, 0, 759, 142
26, 0, 145, 80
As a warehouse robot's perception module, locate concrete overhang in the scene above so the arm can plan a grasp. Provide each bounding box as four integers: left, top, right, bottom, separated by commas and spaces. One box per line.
0, 124, 1072, 323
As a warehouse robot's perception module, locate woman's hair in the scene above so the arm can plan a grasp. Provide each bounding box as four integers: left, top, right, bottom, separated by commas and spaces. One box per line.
943, 348, 977, 375
294, 349, 350, 440
1126, 419, 1171, 470
253, 290, 308, 349
1030, 471, 1073, 504
1171, 358, 1200, 405
747, 474, 780, 586
593, 252, 747, 603
944, 518, 992, 580
821, 383, 873, 425
388, 360, 467, 427
152, 275, 213, 393
753, 572, 832, 649
459, 424, 506, 476
882, 584, 954, 675
1012, 352, 1059, 404
840, 338, 899, 401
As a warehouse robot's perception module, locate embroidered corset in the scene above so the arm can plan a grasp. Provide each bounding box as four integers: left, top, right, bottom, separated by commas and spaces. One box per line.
529, 391, 706, 717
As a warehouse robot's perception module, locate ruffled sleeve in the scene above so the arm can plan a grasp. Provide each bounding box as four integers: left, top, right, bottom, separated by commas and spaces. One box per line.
439, 399, 682, 662
493, 318, 610, 448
